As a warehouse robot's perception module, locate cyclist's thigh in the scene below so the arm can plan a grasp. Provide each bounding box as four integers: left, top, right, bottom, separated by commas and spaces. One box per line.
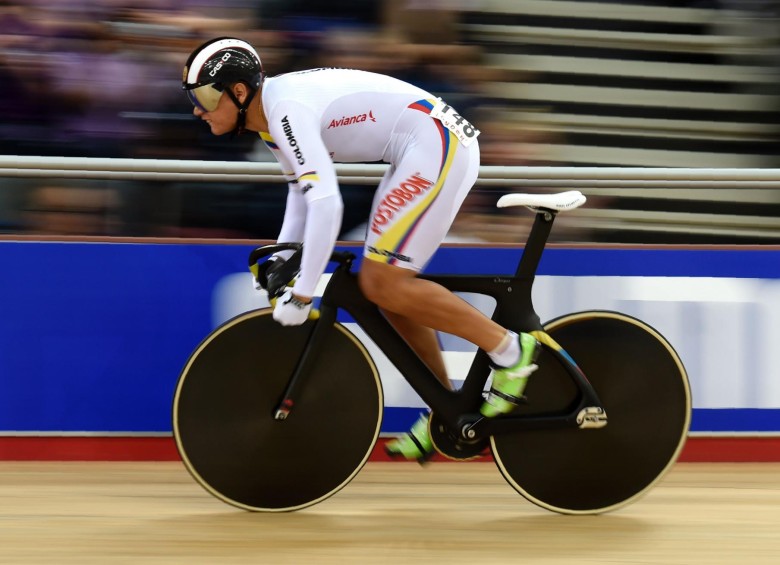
365, 111, 479, 271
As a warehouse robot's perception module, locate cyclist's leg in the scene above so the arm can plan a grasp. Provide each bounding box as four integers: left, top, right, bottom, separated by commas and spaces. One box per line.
361, 107, 538, 426
367, 109, 494, 461
361, 260, 506, 352
364, 263, 539, 426
359, 109, 506, 356
380, 309, 450, 388
363, 162, 451, 389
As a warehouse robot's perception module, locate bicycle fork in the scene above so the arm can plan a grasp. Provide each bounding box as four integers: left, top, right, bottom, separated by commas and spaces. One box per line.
271, 304, 339, 420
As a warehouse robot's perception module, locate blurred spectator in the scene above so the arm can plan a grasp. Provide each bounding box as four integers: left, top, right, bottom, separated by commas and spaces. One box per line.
445, 115, 592, 244
22, 182, 120, 235
257, 0, 379, 71
0, 0, 777, 243
378, 0, 492, 114
48, 29, 155, 158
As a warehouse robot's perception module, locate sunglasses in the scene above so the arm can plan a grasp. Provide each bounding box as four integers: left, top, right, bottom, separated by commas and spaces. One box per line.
186, 83, 225, 112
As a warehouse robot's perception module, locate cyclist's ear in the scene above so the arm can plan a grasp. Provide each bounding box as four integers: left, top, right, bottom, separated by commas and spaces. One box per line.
232, 82, 251, 104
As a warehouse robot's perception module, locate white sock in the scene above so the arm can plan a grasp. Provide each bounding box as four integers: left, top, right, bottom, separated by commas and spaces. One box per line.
488, 330, 521, 368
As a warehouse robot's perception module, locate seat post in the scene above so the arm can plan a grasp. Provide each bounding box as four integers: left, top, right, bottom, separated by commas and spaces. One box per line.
516, 208, 557, 279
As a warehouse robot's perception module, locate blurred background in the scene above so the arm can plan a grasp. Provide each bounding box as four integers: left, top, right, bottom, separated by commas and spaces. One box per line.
0, 0, 779, 244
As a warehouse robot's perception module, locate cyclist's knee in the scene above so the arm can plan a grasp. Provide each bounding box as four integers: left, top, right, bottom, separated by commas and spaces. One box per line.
359, 260, 412, 308
358, 260, 388, 303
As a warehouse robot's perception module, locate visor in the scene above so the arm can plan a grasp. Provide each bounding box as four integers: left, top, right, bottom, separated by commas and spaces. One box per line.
186, 83, 224, 112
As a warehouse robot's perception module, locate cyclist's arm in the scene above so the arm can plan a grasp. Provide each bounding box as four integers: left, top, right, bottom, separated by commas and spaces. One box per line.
267, 101, 343, 299
264, 151, 305, 259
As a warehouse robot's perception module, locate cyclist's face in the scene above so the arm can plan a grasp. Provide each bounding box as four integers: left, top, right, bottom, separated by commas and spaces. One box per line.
191, 87, 237, 136
187, 83, 223, 113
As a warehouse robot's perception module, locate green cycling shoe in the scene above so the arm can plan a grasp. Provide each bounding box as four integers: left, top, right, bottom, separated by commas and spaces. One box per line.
481, 332, 541, 417
385, 412, 434, 463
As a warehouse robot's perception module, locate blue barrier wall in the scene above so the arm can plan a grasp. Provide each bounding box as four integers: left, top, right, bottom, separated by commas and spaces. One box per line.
1, 241, 779, 435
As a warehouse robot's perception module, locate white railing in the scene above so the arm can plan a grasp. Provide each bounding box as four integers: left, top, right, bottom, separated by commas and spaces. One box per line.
2, 155, 778, 240
2, 155, 780, 188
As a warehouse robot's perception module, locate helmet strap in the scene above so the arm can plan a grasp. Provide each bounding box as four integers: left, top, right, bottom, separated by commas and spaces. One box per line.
225, 87, 255, 136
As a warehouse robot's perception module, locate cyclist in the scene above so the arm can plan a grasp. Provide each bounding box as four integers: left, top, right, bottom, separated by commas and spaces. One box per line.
182, 37, 540, 461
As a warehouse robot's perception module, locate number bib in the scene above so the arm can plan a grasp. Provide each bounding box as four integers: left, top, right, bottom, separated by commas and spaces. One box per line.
429, 99, 481, 147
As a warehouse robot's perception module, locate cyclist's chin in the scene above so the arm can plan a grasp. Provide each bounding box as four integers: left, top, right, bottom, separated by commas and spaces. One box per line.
204, 120, 234, 136
209, 124, 231, 136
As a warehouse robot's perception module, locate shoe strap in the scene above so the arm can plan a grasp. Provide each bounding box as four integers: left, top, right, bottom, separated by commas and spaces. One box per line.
406, 431, 429, 456
488, 387, 527, 406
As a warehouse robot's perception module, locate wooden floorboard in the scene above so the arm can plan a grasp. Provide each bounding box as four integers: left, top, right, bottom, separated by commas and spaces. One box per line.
0, 462, 778, 564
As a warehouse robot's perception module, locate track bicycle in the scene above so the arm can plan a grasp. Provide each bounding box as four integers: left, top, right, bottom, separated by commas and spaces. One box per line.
172, 190, 692, 514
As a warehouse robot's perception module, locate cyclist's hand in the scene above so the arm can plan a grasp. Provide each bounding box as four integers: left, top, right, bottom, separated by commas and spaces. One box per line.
272, 289, 312, 326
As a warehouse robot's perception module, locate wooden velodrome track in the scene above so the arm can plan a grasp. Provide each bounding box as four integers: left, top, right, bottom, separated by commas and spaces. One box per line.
1, 461, 778, 564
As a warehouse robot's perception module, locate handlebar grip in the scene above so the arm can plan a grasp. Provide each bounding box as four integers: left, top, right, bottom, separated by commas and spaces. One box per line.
249, 244, 356, 269
266, 258, 301, 297
247, 242, 302, 268
248, 243, 303, 298
248, 244, 357, 296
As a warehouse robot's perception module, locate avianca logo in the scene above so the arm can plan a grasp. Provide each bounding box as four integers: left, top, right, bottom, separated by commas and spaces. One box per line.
327, 110, 376, 129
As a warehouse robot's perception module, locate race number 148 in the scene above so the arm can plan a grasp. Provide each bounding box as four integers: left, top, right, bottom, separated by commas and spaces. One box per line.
429, 99, 480, 147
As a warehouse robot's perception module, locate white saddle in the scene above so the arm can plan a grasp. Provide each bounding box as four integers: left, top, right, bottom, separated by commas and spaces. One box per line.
497, 190, 586, 212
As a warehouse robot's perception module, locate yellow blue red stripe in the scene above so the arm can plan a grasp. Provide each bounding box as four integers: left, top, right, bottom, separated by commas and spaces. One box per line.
294, 171, 319, 183
372, 100, 459, 266
259, 131, 278, 150
408, 99, 436, 114
392, 121, 452, 261
531, 330, 591, 383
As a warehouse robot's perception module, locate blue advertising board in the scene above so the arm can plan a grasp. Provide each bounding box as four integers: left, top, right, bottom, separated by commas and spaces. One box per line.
1, 240, 779, 435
